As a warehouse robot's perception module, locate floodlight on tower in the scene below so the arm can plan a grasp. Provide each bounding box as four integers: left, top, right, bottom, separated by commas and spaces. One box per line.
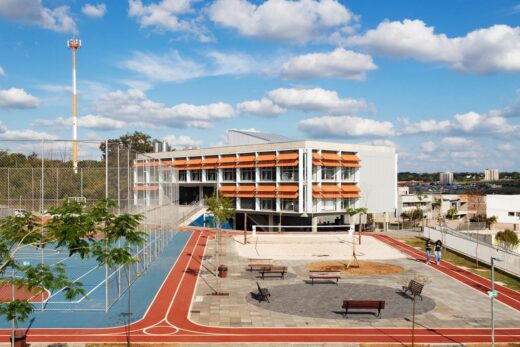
67, 38, 81, 174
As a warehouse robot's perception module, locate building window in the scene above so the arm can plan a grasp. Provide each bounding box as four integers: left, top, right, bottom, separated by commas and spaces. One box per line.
342, 199, 353, 210
322, 199, 336, 211
322, 167, 336, 181
223, 168, 236, 181
281, 199, 297, 211
178, 171, 187, 182
137, 167, 145, 182
280, 167, 298, 181
342, 167, 353, 181
260, 167, 275, 181
509, 211, 520, 217
191, 170, 201, 182
260, 198, 275, 211
241, 198, 255, 210
205, 169, 217, 181
241, 168, 255, 181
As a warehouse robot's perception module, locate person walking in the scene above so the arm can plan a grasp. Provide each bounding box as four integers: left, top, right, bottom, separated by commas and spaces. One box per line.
425, 239, 432, 265
435, 239, 443, 265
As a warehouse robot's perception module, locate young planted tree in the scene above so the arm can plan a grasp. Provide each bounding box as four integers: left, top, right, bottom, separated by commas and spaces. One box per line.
0, 199, 145, 342
495, 229, 519, 250
204, 190, 235, 294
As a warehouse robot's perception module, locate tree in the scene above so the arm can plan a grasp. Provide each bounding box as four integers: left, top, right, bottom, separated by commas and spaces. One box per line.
446, 207, 458, 220
204, 190, 235, 294
346, 207, 367, 244
99, 131, 156, 160
0, 199, 145, 340
495, 229, 519, 250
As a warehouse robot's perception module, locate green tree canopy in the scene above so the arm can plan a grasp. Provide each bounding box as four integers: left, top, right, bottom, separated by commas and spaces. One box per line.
99, 131, 156, 159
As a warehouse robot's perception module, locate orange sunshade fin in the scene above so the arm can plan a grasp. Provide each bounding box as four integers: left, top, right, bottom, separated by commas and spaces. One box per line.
277, 152, 298, 160
257, 153, 276, 161
237, 154, 255, 162
341, 185, 360, 193
322, 152, 341, 161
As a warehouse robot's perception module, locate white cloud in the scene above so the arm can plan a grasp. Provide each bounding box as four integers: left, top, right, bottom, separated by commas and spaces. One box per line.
94, 89, 235, 129
298, 115, 395, 138
441, 136, 476, 148
0, 66, 4, 76
348, 19, 520, 73
237, 98, 285, 117
0, 88, 40, 109
497, 143, 514, 151
0, 0, 77, 34
280, 48, 377, 80
267, 87, 374, 114
0, 121, 56, 140
128, 0, 211, 41
420, 141, 437, 153
205, 50, 260, 75
208, 0, 355, 44
400, 119, 451, 135
82, 3, 107, 18
162, 134, 202, 149
452, 112, 518, 134
364, 139, 398, 148
34, 115, 126, 131
121, 50, 204, 83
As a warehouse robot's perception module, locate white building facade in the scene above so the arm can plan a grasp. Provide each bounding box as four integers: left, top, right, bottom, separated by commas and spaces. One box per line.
487, 195, 520, 225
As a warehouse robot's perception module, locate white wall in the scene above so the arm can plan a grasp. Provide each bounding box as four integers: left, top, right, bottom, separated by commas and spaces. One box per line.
487, 195, 520, 224
357, 149, 397, 214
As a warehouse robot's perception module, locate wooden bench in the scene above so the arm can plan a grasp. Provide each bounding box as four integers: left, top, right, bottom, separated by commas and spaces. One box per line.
256, 282, 271, 302
342, 300, 385, 318
309, 271, 341, 285
259, 265, 288, 279
402, 280, 424, 300
247, 258, 273, 271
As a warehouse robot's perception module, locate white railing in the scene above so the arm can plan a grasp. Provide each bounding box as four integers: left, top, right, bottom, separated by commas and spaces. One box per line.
424, 226, 520, 277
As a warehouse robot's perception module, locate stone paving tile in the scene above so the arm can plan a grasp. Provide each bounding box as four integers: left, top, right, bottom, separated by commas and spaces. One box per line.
189, 235, 520, 329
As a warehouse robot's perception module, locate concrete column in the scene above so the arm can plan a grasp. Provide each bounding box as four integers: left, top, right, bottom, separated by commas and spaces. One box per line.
268, 214, 274, 229
311, 216, 318, 233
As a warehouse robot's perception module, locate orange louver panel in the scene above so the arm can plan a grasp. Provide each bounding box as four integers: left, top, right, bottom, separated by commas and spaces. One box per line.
341, 185, 360, 193
133, 185, 159, 191
312, 184, 343, 198
322, 152, 341, 161
256, 160, 276, 167
277, 185, 298, 198
236, 184, 255, 198
256, 185, 277, 198
174, 159, 187, 166
342, 153, 360, 161
342, 162, 361, 168
276, 160, 298, 167
202, 157, 218, 169
257, 153, 276, 161
321, 160, 341, 167
187, 158, 202, 165
277, 152, 298, 160
161, 160, 175, 166
218, 156, 236, 169
237, 154, 255, 162
219, 185, 237, 197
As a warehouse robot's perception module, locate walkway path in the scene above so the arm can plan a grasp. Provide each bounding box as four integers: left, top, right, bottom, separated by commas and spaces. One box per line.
0, 230, 518, 344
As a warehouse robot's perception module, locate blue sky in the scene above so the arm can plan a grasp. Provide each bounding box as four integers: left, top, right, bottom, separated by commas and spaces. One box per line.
0, 0, 519, 172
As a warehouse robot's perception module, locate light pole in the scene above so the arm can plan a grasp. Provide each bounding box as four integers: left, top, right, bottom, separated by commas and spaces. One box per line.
490, 256, 502, 347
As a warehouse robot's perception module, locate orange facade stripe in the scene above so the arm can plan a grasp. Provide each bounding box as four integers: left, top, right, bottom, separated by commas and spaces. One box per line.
187, 158, 202, 165
133, 185, 159, 191
174, 159, 187, 166
256, 160, 276, 167
277, 152, 298, 160
219, 185, 236, 192
237, 155, 255, 162
257, 153, 276, 161
256, 185, 276, 192
321, 184, 341, 193
342, 162, 361, 168
342, 153, 360, 162
341, 185, 360, 193
277, 185, 298, 192
276, 160, 298, 167
322, 152, 341, 161
202, 157, 218, 164
236, 163, 255, 168
219, 156, 236, 163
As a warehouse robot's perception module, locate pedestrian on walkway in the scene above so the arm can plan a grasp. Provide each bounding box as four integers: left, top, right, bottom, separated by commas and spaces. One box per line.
435, 239, 443, 264
425, 239, 432, 265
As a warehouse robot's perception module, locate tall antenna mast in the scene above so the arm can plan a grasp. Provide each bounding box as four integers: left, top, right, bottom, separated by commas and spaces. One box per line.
67, 38, 81, 174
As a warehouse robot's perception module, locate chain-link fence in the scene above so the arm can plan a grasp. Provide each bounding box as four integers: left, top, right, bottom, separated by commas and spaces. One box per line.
0, 139, 191, 311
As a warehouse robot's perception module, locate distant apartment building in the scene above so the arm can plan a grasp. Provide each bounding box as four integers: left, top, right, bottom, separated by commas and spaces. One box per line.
439, 172, 454, 185
484, 168, 499, 181
133, 130, 397, 231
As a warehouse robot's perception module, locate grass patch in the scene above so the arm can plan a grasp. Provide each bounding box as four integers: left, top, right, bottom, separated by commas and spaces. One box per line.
398, 237, 520, 292
306, 261, 403, 276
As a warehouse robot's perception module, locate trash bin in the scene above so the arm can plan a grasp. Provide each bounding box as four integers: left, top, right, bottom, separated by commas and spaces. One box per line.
218, 265, 228, 278
10, 331, 27, 347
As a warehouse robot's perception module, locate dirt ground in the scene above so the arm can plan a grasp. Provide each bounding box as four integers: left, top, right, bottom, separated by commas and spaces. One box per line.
305, 260, 404, 275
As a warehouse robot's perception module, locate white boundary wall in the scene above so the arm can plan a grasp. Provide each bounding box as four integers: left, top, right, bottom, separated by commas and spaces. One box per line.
424, 227, 520, 277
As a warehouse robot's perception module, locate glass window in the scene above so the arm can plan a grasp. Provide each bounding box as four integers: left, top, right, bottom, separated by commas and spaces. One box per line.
342, 199, 353, 210
240, 198, 255, 210
190, 170, 201, 182
137, 167, 145, 182
260, 167, 275, 181
223, 168, 236, 181
322, 199, 336, 211
260, 199, 275, 211
281, 167, 298, 181
205, 169, 216, 181
342, 167, 353, 181
178, 171, 187, 182
281, 199, 297, 211
322, 167, 336, 180
241, 168, 255, 181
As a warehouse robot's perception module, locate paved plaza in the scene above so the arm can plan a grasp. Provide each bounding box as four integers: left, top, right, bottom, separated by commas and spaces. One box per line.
189, 233, 520, 329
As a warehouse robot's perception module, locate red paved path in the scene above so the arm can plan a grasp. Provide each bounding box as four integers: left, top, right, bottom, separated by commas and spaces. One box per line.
1, 231, 519, 344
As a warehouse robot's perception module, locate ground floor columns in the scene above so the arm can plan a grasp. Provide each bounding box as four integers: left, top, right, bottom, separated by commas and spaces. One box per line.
268, 214, 274, 229
312, 216, 318, 233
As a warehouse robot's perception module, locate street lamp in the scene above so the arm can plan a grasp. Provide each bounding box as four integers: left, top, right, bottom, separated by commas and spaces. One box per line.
490, 256, 502, 347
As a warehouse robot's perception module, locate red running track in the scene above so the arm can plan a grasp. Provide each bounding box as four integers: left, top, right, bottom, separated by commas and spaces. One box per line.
1, 230, 519, 344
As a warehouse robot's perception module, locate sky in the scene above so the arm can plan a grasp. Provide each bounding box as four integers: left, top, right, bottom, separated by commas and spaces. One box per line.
0, 0, 519, 172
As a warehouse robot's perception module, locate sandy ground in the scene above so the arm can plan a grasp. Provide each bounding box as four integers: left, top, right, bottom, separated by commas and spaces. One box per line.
232, 234, 406, 260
